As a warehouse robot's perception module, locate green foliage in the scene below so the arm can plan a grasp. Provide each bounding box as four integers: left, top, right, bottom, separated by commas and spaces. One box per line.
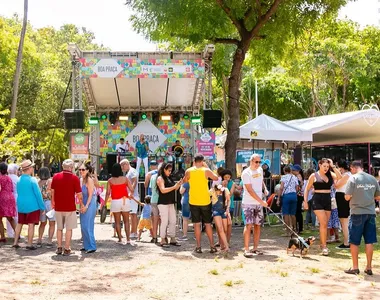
0, 15, 105, 164
0, 110, 32, 160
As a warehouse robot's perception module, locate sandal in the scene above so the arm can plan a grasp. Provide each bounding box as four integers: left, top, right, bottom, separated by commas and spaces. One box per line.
62, 248, 73, 256
364, 269, 373, 276
56, 247, 63, 255
344, 268, 360, 275
244, 250, 254, 258
210, 247, 218, 254
12, 244, 20, 249
26, 245, 37, 250
159, 243, 170, 248
194, 247, 202, 254
169, 242, 181, 247
251, 249, 263, 255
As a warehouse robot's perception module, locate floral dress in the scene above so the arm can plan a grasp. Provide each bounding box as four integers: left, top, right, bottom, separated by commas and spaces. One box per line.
0, 174, 16, 217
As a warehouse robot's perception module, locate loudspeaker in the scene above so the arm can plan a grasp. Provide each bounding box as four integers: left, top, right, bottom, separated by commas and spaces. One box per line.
63, 109, 85, 130
106, 153, 117, 173
203, 110, 222, 128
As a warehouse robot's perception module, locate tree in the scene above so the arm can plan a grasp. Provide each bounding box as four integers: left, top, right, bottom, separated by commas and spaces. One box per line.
126, 0, 349, 175
11, 0, 28, 119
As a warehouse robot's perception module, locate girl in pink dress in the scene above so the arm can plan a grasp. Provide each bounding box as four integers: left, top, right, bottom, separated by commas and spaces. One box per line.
0, 162, 17, 242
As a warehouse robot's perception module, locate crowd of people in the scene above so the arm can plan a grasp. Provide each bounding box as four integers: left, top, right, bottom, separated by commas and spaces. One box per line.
0, 154, 379, 275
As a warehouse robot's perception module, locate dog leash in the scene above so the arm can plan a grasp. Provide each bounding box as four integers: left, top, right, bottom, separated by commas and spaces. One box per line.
266, 207, 309, 249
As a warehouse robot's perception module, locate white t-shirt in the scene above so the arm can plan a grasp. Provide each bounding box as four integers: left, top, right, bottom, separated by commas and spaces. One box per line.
116, 143, 127, 153
242, 167, 263, 205
127, 167, 139, 198
280, 174, 298, 195
336, 172, 352, 193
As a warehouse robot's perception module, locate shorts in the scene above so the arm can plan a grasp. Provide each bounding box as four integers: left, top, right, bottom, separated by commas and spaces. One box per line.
181, 199, 191, 218
242, 204, 264, 226
55, 211, 77, 230
40, 200, 56, 222
129, 197, 139, 214
349, 214, 377, 245
110, 198, 131, 213
18, 210, 40, 225
138, 218, 152, 230
336, 192, 350, 218
190, 204, 212, 224
212, 209, 227, 219
151, 203, 159, 217
312, 193, 331, 211
282, 192, 297, 215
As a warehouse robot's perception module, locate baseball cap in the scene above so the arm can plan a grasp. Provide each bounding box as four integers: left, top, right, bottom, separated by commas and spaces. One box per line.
292, 164, 302, 172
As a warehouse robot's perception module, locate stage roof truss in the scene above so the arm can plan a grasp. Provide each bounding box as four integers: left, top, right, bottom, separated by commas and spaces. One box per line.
68, 44, 208, 114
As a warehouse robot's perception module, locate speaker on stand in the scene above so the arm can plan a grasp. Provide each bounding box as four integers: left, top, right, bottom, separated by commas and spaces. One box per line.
202, 110, 222, 128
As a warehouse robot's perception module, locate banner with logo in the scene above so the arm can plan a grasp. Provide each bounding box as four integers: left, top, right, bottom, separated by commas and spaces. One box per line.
70, 133, 89, 160
236, 150, 265, 164
125, 119, 167, 153
196, 132, 215, 159
79, 58, 205, 79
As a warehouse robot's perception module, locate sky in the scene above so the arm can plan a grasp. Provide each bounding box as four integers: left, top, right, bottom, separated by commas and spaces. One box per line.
1, 0, 379, 51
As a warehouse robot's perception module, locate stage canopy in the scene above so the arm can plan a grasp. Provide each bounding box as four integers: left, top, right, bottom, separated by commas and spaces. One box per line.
68, 44, 206, 113
285, 109, 380, 146
219, 114, 312, 146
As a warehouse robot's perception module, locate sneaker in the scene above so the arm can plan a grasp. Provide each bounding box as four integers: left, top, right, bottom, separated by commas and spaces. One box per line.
46, 243, 53, 249
36, 242, 42, 248
244, 250, 254, 258
336, 244, 350, 250
126, 240, 135, 246
178, 236, 188, 241
322, 248, 329, 256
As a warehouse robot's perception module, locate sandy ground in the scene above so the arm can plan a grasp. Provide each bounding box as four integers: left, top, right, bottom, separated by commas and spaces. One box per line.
0, 217, 379, 300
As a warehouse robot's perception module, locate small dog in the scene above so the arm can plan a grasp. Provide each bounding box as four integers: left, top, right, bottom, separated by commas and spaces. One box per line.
287, 234, 316, 258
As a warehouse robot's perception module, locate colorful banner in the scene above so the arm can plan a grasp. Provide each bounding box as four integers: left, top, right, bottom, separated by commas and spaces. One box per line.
196, 132, 215, 159
70, 133, 89, 160
79, 58, 205, 79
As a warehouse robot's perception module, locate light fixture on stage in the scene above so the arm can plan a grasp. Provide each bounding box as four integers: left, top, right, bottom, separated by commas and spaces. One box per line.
141, 113, 147, 120
100, 113, 107, 120
161, 113, 172, 121
191, 116, 201, 124
172, 113, 180, 124
119, 115, 129, 121
152, 112, 160, 125
183, 114, 189, 120
109, 112, 118, 125
132, 112, 139, 125
88, 117, 99, 125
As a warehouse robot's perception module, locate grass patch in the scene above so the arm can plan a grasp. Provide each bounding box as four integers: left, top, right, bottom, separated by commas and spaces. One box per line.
237, 262, 244, 269
30, 279, 41, 285
276, 258, 285, 263
137, 265, 145, 270
209, 269, 219, 275
224, 280, 233, 287
234, 280, 245, 285
370, 282, 376, 287
280, 271, 288, 277
309, 267, 320, 274
214, 257, 219, 263
197, 285, 206, 288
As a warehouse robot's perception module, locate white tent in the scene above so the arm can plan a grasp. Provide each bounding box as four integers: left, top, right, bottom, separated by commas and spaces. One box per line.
285, 109, 380, 146
219, 114, 312, 146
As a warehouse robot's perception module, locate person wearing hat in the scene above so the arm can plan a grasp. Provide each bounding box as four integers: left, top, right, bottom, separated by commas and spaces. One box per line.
144, 160, 158, 196
12, 160, 45, 250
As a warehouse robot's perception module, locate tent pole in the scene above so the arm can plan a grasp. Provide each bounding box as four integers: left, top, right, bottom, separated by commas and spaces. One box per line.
368, 142, 371, 174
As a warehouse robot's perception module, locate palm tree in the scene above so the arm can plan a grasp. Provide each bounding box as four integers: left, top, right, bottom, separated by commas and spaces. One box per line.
11, 0, 28, 119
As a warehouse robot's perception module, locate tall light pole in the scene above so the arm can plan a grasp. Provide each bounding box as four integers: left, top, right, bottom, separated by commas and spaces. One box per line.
255, 78, 258, 118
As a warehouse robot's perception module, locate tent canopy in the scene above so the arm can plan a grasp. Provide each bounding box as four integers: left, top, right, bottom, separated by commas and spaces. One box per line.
219, 114, 313, 145
285, 109, 380, 146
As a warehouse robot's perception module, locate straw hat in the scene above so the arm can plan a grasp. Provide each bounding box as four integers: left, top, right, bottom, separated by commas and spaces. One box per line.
20, 159, 35, 171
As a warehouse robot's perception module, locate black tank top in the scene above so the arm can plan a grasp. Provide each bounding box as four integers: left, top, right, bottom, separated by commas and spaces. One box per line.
158, 176, 176, 205
313, 172, 334, 190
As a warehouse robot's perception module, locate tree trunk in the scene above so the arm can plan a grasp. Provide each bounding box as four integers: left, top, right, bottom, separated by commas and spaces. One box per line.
221, 74, 229, 127
225, 45, 247, 176
11, 0, 28, 119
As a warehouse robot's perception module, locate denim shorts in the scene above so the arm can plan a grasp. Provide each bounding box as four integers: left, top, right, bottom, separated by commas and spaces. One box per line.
181, 199, 191, 219
282, 193, 297, 215
349, 214, 377, 245
212, 209, 227, 219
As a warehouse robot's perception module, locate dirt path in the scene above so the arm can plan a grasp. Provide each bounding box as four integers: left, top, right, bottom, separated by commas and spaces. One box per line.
0, 218, 379, 300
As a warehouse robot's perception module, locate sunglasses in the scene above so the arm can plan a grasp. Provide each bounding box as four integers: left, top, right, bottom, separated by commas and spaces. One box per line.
253, 161, 261, 164
79, 168, 86, 171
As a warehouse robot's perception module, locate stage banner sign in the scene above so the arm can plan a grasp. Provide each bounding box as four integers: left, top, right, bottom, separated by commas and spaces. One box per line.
196, 132, 215, 159
236, 150, 265, 164
70, 133, 89, 160
79, 58, 205, 79
126, 119, 167, 153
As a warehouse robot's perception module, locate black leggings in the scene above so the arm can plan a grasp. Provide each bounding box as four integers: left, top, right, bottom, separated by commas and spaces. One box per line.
296, 195, 303, 233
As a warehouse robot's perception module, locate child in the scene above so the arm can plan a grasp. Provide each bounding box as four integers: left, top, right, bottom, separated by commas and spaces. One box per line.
210, 184, 230, 252
137, 196, 153, 242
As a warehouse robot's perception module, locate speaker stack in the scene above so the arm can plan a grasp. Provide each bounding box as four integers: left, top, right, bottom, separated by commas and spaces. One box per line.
63, 109, 85, 130
202, 110, 222, 128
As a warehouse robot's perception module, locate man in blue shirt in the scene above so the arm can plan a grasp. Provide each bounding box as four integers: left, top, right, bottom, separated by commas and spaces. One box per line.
135, 134, 149, 177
